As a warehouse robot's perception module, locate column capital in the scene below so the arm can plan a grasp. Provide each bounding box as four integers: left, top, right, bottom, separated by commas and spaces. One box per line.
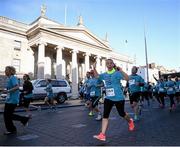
55, 45, 64, 50
95, 55, 101, 59
83, 52, 91, 56
72, 49, 79, 54
36, 41, 47, 46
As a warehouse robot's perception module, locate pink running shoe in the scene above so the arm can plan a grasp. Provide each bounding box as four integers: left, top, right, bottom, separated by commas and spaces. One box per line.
128, 118, 135, 131
172, 104, 176, 110
93, 132, 106, 141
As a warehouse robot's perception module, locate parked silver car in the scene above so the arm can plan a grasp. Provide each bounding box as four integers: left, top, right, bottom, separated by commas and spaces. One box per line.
31, 79, 72, 104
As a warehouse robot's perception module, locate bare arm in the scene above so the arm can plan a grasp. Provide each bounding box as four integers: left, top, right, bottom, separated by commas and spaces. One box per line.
92, 62, 99, 78
117, 67, 129, 81
153, 74, 158, 82
3, 85, 19, 94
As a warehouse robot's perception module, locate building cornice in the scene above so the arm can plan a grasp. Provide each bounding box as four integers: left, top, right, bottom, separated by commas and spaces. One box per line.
0, 16, 28, 29
0, 26, 27, 38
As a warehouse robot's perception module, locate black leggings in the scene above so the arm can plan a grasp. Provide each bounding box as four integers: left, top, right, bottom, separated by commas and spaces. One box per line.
158, 92, 165, 105
168, 94, 175, 107
103, 99, 126, 118
4, 103, 29, 132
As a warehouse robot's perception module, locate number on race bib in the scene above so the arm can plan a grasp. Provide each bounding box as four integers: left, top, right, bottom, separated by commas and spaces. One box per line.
106, 88, 115, 97
129, 79, 135, 85
90, 91, 95, 97
168, 88, 173, 92
159, 88, 164, 92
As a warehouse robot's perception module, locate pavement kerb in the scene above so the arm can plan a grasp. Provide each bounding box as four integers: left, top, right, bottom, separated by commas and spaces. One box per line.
0, 102, 85, 113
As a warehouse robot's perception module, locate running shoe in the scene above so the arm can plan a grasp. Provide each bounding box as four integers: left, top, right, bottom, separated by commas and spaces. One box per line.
172, 104, 176, 110
134, 115, 139, 121
3, 131, 17, 135
95, 114, 102, 121
22, 117, 30, 127
88, 111, 94, 116
128, 118, 135, 131
93, 132, 106, 141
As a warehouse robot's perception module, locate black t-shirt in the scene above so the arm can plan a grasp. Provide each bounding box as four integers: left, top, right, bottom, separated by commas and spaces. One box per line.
23, 80, 33, 95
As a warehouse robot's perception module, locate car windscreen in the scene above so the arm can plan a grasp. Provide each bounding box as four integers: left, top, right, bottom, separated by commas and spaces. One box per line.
52, 80, 67, 87
31, 80, 39, 85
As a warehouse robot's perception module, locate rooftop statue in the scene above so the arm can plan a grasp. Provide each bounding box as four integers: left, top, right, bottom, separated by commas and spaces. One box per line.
41, 4, 46, 17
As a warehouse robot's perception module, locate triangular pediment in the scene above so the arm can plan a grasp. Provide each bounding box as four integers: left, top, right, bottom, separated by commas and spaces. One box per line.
47, 27, 110, 49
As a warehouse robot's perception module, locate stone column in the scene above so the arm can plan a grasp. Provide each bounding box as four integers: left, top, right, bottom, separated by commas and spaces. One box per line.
71, 49, 79, 98
44, 57, 51, 79
56, 46, 63, 79
85, 52, 90, 73
96, 55, 101, 73
37, 42, 46, 79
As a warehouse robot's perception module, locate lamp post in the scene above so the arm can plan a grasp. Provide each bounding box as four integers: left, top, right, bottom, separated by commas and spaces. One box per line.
144, 23, 149, 83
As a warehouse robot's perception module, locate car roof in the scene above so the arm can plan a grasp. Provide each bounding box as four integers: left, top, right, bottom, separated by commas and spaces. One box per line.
34, 79, 67, 81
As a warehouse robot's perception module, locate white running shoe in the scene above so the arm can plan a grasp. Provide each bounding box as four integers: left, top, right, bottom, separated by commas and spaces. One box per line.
95, 114, 102, 121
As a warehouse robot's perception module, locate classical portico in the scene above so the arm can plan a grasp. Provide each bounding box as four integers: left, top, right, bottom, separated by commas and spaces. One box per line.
31, 38, 109, 98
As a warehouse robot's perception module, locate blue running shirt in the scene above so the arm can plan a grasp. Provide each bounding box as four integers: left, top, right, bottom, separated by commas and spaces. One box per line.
175, 81, 180, 92
157, 81, 166, 93
6, 75, 19, 104
89, 78, 103, 97
84, 78, 91, 95
45, 83, 54, 99
128, 74, 144, 94
99, 71, 125, 101
165, 81, 175, 95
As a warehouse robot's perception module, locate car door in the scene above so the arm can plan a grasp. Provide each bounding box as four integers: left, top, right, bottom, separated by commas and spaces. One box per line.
33, 80, 47, 98
51, 80, 60, 94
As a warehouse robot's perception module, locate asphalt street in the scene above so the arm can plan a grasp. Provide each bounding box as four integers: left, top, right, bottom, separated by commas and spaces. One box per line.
0, 99, 180, 146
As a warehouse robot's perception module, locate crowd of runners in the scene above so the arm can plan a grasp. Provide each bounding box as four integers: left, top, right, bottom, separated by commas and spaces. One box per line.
79, 59, 180, 141
1, 59, 180, 141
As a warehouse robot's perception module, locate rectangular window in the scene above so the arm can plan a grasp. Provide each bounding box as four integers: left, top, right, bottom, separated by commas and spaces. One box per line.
12, 59, 21, 72
38, 80, 47, 87
14, 40, 21, 50
52, 80, 67, 87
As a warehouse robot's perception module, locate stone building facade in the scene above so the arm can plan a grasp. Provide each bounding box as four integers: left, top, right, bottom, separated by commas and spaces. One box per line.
0, 10, 134, 98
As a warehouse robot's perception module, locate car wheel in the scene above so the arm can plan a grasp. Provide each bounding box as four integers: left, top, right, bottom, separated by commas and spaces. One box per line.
56, 93, 66, 104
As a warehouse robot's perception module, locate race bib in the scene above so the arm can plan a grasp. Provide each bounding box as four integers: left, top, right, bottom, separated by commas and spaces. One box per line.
159, 88, 164, 92
129, 79, 135, 85
175, 86, 180, 92
90, 91, 95, 97
168, 87, 173, 92
106, 88, 115, 97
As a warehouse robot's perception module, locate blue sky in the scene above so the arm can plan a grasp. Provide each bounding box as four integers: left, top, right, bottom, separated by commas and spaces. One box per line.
0, 0, 179, 70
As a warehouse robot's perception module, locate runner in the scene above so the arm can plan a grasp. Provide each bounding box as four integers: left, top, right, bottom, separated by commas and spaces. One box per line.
83, 72, 91, 104
3, 66, 30, 135
142, 82, 150, 106
165, 76, 176, 112
175, 77, 180, 104
157, 78, 166, 108
152, 82, 161, 105
20, 74, 33, 117
93, 59, 134, 141
128, 66, 144, 121
88, 70, 104, 120
44, 79, 56, 110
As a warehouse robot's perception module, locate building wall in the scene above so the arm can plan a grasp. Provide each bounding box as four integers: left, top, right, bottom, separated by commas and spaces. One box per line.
138, 67, 159, 84
0, 31, 34, 75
